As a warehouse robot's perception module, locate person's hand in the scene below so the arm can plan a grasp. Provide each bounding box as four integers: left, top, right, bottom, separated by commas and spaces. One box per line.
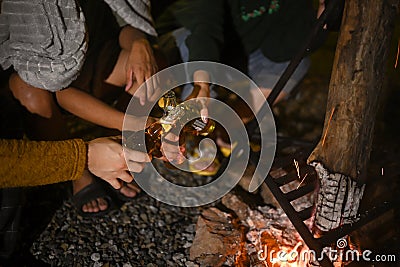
87, 136, 150, 189
187, 70, 211, 122
125, 38, 159, 105
160, 132, 186, 164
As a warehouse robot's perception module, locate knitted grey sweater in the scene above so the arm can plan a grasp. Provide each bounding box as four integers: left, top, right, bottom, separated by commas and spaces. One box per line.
0, 0, 156, 91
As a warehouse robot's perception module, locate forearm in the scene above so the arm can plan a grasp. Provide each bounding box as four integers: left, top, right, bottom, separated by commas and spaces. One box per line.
0, 139, 86, 188
56, 88, 124, 131
119, 25, 148, 51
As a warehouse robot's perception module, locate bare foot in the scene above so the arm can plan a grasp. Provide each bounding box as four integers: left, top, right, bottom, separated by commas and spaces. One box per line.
119, 182, 141, 198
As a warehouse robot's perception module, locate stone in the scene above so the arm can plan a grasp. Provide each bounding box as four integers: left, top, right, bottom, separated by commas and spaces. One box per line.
189, 207, 243, 266
221, 193, 250, 223
90, 253, 101, 261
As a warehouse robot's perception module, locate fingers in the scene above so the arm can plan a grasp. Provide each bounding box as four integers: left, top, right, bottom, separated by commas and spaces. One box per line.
200, 107, 209, 123
133, 68, 158, 105
104, 171, 134, 189
126, 161, 145, 173
125, 40, 159, 105
134, 69, 147, 105
161, 146, 184, 164
197, 85, 210, 122
125, 69, 133, 92
161, 133, 185, 163
108, 178, 123, 190
147, 77, 155, 100
123, 148, 151, 163
141, 66, 160, 105
117, 170, 134, 184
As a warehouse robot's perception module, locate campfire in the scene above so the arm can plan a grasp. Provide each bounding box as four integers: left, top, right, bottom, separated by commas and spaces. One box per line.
189, 190, 366, 267
245, 207, 312, 267
188, 190, 315, 267
188, 146, 375, 267
189, 157, 320, 267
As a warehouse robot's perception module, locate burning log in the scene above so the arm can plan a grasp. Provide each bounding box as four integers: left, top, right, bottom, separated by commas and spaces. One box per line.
189, 206, 246, 266
308, 0, 399, 236
190, 193, 316, 266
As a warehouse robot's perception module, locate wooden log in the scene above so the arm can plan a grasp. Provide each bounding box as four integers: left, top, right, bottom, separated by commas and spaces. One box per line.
308, 0, 400, 232
310, 162, 366, 232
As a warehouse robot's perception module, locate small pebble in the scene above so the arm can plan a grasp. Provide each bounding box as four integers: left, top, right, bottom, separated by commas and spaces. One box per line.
90, 253, 101, 261
30, 162, 214, 266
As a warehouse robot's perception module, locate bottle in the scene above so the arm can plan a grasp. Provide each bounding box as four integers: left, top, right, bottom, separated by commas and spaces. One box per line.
124, 91, 177, 158
159, 91, 215, 136
158, 90, 177, 116
124, 90, 215, 157
124, 122, 163, 158
185, 117, 216, 136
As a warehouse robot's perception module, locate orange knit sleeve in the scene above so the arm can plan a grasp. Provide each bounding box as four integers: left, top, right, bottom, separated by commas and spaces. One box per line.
0, 139, 87, 188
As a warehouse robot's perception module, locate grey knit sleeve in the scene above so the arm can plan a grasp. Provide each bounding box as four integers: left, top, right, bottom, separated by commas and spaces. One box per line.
0, 0, 87, 92
104, 0, 157, 37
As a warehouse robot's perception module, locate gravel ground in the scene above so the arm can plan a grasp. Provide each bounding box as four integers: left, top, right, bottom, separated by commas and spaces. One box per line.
31, 194, 207, 267
31, 159, 217, 267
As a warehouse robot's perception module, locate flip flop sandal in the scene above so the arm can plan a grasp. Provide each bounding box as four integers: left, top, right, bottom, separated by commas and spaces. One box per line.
71, 178, 123, 217
111, 180, 142, 202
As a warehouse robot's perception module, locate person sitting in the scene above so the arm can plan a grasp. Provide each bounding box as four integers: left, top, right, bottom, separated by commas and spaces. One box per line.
0, 136, 150, 262
155, 0, 327, 175
0, 0, 165, 214
0, 137, 150, 212
157, 0, 326, 113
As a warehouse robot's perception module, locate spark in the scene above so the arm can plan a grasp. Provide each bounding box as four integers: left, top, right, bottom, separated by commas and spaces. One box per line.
395, 39, 400, 69
294, 159, 309, 189
296, 173, 309, 190
294, 159, 301, 180
322, 106, 336, 147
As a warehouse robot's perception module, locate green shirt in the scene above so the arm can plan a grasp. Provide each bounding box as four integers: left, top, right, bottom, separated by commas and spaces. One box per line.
157, 0, 317, 63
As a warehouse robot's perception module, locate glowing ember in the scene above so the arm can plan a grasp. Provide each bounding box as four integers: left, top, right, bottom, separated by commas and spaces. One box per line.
191, 192, 320, 266
244, 205, 314, 267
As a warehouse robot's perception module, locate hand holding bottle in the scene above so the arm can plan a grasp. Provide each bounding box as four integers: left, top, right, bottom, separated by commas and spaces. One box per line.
187, 70, 211, 122
88, 136, 150, 189
160, 131, 186, 164
124, 90, 215, 165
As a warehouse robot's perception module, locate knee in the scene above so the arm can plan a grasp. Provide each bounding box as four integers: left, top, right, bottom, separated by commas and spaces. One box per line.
9, 73, 56, 118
